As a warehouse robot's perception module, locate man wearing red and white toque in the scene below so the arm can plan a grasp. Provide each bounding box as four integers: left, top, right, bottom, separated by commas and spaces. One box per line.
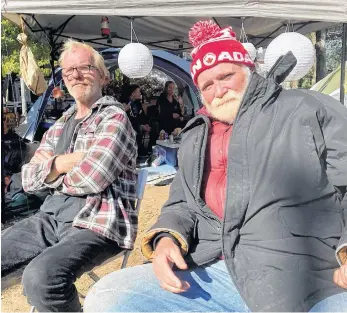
84, 21, 347, 312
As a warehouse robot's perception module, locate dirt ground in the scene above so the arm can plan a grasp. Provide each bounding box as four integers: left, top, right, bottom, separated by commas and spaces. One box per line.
1, 184, 170, 312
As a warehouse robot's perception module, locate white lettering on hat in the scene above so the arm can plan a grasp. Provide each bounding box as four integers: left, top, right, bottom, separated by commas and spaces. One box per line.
233, 52, 244, 62
191, 59, 202, 76
203, 53, 216, 66
218, 51, 234, 61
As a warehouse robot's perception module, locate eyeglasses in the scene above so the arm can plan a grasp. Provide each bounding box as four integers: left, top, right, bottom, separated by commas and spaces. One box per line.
62, 64, 98, 77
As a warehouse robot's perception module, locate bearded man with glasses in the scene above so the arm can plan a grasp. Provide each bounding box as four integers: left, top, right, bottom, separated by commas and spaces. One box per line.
1, 40, 138, 312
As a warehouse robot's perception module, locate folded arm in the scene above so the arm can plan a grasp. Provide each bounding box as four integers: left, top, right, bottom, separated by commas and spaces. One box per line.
53, 112, 137, 196
21, 129, 57, 193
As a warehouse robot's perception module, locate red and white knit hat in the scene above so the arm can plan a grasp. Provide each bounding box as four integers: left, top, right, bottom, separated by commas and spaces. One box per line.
189, 20, 255, 85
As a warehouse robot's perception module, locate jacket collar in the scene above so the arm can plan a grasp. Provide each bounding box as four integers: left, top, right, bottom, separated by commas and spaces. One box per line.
63, 96, 124, 118
187, 52, 297, 132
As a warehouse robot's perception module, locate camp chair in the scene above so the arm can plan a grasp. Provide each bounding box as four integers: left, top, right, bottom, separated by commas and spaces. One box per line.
29, 168, 148, 313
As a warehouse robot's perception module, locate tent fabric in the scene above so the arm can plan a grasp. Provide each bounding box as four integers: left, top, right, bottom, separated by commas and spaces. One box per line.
16, 71, 59, 142
2, 0, 347, 22
2, 0, 345, 51
1, 14, 338, 51
310, 63, 347, 95
329, 89, 347, 107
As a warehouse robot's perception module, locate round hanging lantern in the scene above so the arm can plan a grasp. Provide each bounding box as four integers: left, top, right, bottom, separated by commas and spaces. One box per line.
101, 16, 110, 38
118, 43, 153, 78
264, 32, 315, 82
242, 42, 257, 61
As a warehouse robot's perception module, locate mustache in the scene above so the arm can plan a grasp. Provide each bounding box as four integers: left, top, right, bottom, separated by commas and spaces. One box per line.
209, 90, 243, 107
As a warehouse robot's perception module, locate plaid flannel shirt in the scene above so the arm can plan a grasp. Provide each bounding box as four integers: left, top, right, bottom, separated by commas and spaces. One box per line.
22, 96, 138, 249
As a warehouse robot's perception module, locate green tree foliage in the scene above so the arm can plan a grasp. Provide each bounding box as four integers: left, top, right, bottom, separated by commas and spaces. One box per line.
1, 19, 51, 77
298, 25, 342, 89
326, 24, 343, 73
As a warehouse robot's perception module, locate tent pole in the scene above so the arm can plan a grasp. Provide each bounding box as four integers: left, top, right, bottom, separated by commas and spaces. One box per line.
48, 31, 58, 113
340, 23, 346, 105
1, 92, 6, 224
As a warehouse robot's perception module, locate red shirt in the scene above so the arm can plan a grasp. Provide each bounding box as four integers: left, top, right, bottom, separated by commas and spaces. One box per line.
201, 118, 232, 219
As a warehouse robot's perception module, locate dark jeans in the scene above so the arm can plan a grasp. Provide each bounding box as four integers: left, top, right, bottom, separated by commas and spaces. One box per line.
1, 211, 122, 312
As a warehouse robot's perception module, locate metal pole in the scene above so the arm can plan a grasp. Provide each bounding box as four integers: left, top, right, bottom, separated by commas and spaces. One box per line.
1, 90, 6, 224
340, 23, 346, 105
48, 31, 58, 113
20, 78, 28, 117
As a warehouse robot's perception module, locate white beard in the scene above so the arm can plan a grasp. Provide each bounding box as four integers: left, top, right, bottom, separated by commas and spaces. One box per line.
202, 89, 245, 124
68, 84, 95, 102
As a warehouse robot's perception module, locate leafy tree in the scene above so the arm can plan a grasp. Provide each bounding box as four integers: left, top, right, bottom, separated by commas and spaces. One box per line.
298, 25, 342, 89
326, 24, 343, 73
1, 18, 51, 77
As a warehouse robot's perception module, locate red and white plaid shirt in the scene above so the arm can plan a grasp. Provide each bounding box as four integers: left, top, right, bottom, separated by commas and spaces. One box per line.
22, 96, 138, 249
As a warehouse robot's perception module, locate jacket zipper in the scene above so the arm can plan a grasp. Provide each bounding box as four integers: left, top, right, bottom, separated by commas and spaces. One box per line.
219, 73, 255, 308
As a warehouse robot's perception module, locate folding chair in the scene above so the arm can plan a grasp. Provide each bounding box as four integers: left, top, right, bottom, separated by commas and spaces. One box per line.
29, 168, 148, 312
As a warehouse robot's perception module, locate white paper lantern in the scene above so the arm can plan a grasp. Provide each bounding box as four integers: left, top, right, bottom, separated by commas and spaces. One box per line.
264, 32, 315, 82
118, 43, 153, 78
242, 42, 257, 61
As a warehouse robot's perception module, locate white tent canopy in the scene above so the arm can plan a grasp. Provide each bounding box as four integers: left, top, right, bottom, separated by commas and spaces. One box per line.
2, 0, 346, 51
2, 0, 347, 22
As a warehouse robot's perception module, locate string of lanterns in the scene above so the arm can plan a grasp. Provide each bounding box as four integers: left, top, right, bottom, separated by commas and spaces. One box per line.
99, 16, 314, 82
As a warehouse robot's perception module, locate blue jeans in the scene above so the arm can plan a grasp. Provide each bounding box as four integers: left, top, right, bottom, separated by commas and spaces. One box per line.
309, 292, 347, 312
84, 260, 347, 312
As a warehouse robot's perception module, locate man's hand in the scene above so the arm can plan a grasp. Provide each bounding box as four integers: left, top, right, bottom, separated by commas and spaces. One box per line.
124, 103, 131, 112
153, 237, 190, 293
173, 113, 180, 119
45, 152, 85, 183
54, 152, 85, 174
141, 124, 151, 132
178, 96, 183, 106
334, 264, 347, 289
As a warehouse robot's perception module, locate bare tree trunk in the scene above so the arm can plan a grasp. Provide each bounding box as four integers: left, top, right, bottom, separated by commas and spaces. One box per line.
315, 30, 327, 81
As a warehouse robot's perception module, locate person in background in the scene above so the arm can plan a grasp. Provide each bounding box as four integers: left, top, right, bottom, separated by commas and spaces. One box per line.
120, 84, 142, 127
137, 95, 160, 155
120, 84, 144, 155
157, 81, 184, 134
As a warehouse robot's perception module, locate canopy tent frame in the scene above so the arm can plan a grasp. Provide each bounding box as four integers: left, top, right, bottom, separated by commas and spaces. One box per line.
19, 13, 328, 53
340, 23, 347, 105
17, 13, 347, 105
